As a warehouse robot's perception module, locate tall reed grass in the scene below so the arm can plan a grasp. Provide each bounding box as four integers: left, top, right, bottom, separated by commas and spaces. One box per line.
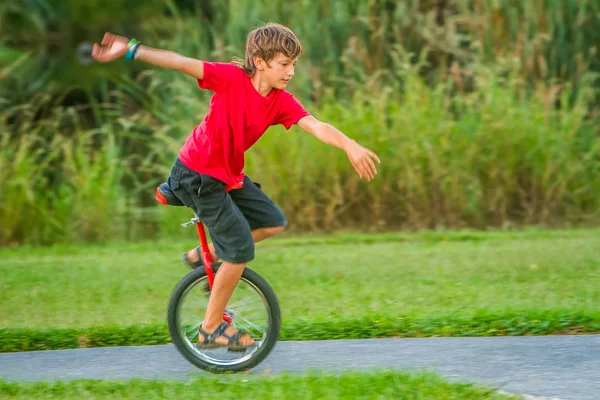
1, 0, 599, 245
1, 50, 598, 245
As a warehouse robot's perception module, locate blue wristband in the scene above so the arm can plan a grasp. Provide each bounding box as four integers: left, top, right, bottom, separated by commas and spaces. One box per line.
125, 39, 141, 61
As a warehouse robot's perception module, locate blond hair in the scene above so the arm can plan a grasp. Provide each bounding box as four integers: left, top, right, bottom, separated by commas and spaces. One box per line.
234, 23, 303, 76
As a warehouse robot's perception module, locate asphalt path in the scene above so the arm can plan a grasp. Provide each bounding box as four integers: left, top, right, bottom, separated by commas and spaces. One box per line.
1, 335, 598, 400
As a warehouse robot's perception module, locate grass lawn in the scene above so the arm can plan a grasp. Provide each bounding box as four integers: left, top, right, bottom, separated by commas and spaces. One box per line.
1, 229, 599, 329
0, 371, 515, 399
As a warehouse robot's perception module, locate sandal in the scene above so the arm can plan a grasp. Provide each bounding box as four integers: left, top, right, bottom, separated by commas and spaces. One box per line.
182, 246, 203, 269
196, 321, 257, 352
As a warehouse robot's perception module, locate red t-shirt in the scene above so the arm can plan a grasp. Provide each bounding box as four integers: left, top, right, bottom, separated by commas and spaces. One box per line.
178, 61, 310, 189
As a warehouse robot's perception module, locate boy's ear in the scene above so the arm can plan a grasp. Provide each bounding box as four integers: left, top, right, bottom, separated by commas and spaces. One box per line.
253, 55, 265, 71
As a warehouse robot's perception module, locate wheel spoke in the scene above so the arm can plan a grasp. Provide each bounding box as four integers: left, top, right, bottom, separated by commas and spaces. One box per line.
234, 315, 265, 337
184, 323, 202, 340
227, 296, 264, 311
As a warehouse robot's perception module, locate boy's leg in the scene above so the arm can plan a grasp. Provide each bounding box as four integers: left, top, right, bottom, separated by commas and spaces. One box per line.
199, 260, 253, 346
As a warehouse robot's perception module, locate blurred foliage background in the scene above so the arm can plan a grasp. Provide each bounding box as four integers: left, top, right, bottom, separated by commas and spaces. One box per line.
1, 0, 599, 245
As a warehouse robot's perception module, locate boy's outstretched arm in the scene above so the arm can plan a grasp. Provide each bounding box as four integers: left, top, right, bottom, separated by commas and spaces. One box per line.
297, 116, 381, 181
92, 32, 204, 80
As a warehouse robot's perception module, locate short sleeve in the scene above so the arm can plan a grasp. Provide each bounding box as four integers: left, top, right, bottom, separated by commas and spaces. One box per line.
197, 62, 241, 92
274, 92, 311, 130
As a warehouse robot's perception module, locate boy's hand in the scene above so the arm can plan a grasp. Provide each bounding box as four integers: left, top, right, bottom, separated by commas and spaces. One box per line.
92, 32, 129, 63
346, 141, 381, 181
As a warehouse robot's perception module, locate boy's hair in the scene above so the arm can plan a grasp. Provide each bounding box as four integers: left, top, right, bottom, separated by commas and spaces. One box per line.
234, 23, 303, 76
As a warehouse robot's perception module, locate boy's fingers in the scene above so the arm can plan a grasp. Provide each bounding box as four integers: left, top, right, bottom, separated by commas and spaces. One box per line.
361, 163, 373, 180
366, 150, 380, 163
370, 151, 381, 164
358, 155, 376, 178
357, 164, 365, 180
366, 158, 377, 176
362, 161, 373, 179
351, 154, 377, 180
101, 32, 113, 46
93, 44, 105, 60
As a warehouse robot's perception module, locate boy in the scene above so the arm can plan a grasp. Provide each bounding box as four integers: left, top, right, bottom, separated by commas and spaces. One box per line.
92, 23, 380, 348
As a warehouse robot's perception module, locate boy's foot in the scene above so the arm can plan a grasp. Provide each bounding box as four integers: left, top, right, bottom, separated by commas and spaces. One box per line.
197, 321, 256, 351
182, 246, 203, 269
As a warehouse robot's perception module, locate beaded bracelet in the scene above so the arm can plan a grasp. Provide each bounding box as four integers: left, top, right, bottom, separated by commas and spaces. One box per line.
125, 38, 141, 61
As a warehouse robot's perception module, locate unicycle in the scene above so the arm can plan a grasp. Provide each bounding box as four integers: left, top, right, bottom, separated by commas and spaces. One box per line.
156, 182, 281, 373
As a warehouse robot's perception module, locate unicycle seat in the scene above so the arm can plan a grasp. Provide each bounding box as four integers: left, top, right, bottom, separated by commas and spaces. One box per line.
156, 182, 185, 207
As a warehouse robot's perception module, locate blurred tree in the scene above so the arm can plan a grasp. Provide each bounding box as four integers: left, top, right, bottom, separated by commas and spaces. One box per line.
0, 0, 166, 113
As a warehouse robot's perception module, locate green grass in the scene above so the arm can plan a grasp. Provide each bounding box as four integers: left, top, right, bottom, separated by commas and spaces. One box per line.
1, 229, 598, 351
2, 229, 599, 330
0, 371, 516, 399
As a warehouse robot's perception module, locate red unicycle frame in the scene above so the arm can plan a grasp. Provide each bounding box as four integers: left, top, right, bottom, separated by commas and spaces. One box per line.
194, 221, 215, 286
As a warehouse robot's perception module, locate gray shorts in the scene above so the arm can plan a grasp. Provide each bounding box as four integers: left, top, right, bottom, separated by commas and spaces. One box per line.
167, 158, 286, 264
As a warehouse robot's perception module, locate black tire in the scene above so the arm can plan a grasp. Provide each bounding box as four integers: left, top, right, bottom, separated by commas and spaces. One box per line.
167, 263, 281, 373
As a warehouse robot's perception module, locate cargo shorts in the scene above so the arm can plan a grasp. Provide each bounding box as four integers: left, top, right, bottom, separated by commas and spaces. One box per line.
167, 158, 286, 264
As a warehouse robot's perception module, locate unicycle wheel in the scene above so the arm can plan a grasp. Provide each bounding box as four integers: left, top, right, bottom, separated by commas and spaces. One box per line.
167, 263, 281, 373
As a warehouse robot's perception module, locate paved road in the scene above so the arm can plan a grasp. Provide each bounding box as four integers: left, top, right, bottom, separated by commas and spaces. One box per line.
1, 335, 598, 400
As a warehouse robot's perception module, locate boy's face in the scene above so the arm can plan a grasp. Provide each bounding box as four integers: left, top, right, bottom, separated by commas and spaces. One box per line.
257, 53, 298, 89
